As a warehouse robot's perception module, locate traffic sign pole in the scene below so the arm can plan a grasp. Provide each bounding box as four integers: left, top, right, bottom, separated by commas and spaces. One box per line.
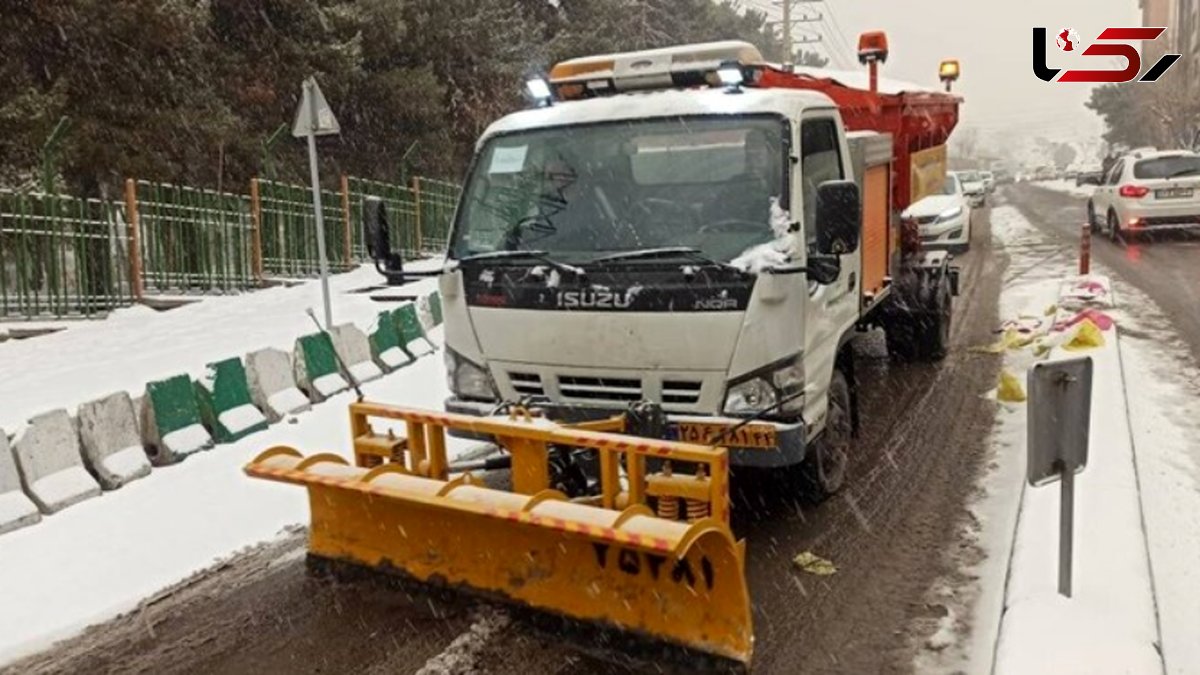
303, 79, 334, 330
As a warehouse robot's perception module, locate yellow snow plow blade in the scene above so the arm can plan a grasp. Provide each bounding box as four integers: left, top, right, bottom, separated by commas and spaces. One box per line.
244, 402, 752, 665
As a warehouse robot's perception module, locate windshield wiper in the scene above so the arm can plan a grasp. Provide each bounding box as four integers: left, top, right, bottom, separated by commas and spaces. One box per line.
456, 249, 584, 277
589, 247, 744, 273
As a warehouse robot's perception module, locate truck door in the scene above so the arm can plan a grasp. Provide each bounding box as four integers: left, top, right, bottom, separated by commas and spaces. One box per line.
799, 114, 861, 435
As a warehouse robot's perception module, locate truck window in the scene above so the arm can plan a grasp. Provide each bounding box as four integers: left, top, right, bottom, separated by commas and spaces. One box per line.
451, 115, 788, 264
799, 118, 844, 245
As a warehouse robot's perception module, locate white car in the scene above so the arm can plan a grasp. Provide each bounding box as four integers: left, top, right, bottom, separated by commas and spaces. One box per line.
956, 170, 988, 207
1087, 150, 1200, 241
904, 173, 972, 251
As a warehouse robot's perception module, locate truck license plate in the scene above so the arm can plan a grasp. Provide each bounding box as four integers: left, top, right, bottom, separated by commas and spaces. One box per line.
1156, 187, 1194, 199
674, 422, 777, 448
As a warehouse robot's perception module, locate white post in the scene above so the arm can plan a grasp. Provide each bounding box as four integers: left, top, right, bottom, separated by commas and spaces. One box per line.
304, 79, 334, 329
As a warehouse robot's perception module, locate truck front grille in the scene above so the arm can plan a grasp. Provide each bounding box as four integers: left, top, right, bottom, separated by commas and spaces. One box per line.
507, 372, 545, 397
558, 376, 642, 402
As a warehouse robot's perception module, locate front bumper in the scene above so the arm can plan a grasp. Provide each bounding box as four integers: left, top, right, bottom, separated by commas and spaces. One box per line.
445, 397, 808, 469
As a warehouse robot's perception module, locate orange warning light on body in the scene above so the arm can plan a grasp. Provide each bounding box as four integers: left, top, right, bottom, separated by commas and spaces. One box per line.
857, 31, 889, 64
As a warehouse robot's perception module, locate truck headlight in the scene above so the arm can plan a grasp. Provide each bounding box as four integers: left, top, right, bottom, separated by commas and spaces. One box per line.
444, 348, 498, 401
936, 206, 963, 223
722, 354, 805, 418
723, 378, 777, 415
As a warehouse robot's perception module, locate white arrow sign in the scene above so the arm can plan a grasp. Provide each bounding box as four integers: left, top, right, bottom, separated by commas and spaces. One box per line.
292, 77, 340, 138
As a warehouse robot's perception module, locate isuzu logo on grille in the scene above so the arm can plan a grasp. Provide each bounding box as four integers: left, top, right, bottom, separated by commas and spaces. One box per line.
556, 289, 632, 309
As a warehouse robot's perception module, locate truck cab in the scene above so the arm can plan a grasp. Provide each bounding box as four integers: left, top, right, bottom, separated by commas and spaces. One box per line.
435, 41, 959, 496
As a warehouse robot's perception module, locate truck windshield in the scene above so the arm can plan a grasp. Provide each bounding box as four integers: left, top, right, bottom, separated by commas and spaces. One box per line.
450, 116, 786, 264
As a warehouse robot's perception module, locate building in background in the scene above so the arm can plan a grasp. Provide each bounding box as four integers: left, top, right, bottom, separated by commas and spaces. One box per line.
1142, 0, 1176, 61
1171, 0, 1199, 145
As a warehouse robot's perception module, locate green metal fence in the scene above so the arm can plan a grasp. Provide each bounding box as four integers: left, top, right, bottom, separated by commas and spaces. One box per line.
257, 179, 352, 277
0, 191, 132, 319
346, 177, 421, 259
134, 181, 255, 292
414, 176, 460, 254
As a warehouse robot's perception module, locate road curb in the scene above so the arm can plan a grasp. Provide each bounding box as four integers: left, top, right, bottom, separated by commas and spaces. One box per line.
993, 276, 1163, 674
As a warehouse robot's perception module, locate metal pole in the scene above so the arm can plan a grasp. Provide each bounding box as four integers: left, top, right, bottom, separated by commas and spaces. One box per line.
304, 80, 334, 329
1059, 461, 1074, 598
782, 0, 792, 65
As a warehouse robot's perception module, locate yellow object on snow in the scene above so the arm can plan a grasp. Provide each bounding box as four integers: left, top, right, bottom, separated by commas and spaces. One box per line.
1063, 318, 1106, 351
1045, 304, 1057, 316
793, 551, 837, 576
997, 369, 1027, 403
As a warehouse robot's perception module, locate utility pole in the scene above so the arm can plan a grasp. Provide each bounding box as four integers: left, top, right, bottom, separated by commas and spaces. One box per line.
771, 0, 823, 65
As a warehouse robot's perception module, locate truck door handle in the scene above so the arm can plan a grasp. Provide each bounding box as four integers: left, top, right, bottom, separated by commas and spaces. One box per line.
847, 272, 855, 292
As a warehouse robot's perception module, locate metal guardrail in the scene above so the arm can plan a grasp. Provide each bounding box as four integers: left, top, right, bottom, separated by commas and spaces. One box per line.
0, 191, 133, 319
0, 174, 462, 319
133, 181, 255, 292
257, 179, 352, 278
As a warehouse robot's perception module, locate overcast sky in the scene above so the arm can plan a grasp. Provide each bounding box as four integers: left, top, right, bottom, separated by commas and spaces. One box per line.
766, 0, 1143, 143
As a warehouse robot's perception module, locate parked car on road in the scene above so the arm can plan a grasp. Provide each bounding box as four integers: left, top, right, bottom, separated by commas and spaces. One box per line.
1087, 149, 1200, 241
904, 173, 972, 252
956, 170, 988, 206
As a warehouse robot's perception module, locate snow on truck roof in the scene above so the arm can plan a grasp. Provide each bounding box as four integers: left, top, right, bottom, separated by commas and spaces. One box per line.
481, 86, 837, 142
786, 64, 936, 96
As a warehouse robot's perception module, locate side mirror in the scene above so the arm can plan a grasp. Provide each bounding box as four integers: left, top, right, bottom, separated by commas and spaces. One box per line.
815, 180, 861, 256
364, 197, 405, 285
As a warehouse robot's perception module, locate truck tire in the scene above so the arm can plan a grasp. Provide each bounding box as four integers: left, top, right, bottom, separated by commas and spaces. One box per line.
801, 369, 851, 500
916, 273, 952, 361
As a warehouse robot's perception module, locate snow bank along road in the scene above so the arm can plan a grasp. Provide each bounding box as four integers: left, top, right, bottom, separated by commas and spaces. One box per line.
12, 210, 1008, 674
996, 184, 1200, 674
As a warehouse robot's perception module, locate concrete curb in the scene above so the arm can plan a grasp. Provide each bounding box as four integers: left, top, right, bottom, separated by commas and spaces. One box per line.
245, 348, 311, 423
76, 392, 152, 490
194, 358, 269, 443
12, 410, 102, 514
0, 429, 40, 534
993, 276, 1162, 673
142, 375, 214, 465
293, 332, 349, 402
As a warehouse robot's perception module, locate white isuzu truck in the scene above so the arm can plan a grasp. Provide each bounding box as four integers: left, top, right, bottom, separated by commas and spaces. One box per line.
419, 39, 961, 498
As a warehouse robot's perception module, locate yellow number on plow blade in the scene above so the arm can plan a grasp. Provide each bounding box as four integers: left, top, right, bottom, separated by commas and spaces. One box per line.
245, 447, 753, 665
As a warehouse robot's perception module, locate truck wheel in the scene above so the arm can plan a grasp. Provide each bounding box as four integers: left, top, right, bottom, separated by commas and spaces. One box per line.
916, 274, 952, 361
885, 318, 919, 362
801, 370, 850, 500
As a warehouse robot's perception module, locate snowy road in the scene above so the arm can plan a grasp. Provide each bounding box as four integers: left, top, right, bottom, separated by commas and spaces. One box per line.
1009, 182, 1200, 361
9, 212, 1009, 674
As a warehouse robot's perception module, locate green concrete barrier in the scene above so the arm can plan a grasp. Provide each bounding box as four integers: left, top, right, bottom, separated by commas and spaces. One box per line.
142, 374, 213, 464
195, 357, 269, 443
397, 303, 436, 357
293, 331, 348, 402
369, 309, 411, 370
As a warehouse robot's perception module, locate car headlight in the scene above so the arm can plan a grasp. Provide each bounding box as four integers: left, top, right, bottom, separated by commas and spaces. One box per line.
936, 206, 963, 223
722, 354, 805, 418
444, 348, 498, 401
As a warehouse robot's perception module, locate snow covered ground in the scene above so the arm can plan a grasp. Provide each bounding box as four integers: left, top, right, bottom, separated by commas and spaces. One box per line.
920, 204, 1200, 674
0, 263, 464, 665
0, 263, 438, 435
1031, 179, 1099, 200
